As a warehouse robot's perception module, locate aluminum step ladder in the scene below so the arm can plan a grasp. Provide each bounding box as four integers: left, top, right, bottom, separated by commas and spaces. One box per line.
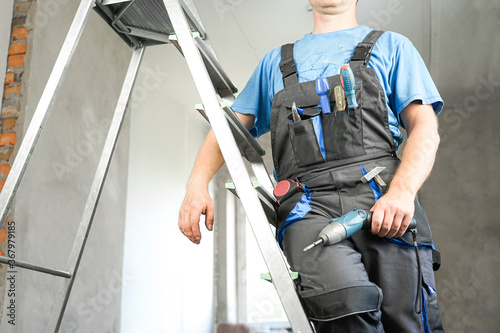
0, 0, 313, 332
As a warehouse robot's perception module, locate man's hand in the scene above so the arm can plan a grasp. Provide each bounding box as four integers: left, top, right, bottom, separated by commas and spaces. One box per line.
370, 101, 440, 238
370, 186, 415, 238
177, 128, 223, 244
177, 112, 255, 244
178, 184, 214, 244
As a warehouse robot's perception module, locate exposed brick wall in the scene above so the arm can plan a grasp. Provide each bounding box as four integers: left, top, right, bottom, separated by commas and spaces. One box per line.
1, 1, 32, 190
0, 0, 35, 322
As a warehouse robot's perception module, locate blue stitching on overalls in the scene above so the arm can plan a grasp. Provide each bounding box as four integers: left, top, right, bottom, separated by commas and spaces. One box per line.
421, 287, 431, 333
386, 237, 434, 250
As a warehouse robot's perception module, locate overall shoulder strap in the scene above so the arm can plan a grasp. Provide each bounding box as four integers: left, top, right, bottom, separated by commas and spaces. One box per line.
279, 43, 298, 88
349, 30, 385, 70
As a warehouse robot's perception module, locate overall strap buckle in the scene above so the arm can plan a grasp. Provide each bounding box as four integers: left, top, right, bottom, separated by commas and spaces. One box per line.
279, 43, 298, 88
350, 30, 385, 69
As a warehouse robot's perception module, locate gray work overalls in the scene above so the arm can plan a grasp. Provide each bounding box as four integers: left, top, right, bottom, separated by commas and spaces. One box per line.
271, 31, 444, 332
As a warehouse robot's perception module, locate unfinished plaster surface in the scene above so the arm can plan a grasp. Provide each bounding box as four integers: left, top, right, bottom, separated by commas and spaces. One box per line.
0, 1, 132, 332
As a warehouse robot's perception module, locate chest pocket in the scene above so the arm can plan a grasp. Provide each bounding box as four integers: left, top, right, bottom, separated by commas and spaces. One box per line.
288, 116, 326, 168
321, 100, 365, 160
285, 81, 366, 168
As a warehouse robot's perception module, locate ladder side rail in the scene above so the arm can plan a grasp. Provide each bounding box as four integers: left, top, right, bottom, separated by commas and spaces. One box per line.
181, 0, 220, 69
0, 0, 97, 230
163, 1, 313, 332
221, 106, 265, 157
45, 47, 144, 333
226, 183, 277, 227
193, 36, 237, 98
249, 162, 275, 196
196, 105, 266, 160
179, 0, 206, 39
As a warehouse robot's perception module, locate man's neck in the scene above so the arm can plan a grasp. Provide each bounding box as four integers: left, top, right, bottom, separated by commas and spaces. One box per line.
311, 7, 359, 34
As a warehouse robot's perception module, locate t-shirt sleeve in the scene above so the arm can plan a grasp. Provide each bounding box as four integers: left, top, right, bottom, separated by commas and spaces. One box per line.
230, 50, 278, 138
387, 35, 444, 121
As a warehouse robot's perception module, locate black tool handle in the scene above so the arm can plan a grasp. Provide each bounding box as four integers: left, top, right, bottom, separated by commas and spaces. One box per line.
362, 211, 417, 231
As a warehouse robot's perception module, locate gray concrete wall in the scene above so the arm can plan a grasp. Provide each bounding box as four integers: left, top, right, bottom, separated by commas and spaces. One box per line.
0, 1, 132, 332
417, 2, 500, 330
420, 99, 500, 332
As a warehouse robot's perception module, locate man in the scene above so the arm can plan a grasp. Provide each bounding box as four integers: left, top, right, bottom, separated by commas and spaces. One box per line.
178, 0, 444, 331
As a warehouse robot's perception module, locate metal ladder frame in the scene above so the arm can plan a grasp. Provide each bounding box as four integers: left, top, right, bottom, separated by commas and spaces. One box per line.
0, 0, 313, 331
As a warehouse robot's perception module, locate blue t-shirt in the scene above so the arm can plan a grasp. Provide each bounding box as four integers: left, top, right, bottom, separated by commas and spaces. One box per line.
231, 25, 443, 150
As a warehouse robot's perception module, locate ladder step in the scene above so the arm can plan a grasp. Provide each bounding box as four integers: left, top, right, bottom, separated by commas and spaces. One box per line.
226, 181, 278, 227
95, 0, 237, 98
95, 0, 176, 47
261, 271, 299, 282
192, 36, 238, 98
196, 104, 266, 161
0, 256, 71, 278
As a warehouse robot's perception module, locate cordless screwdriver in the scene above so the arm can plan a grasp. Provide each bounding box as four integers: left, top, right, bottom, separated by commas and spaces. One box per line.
303, 209, 417, 251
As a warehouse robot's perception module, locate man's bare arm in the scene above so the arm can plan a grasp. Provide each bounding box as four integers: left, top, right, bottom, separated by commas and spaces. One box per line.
178, 112, 255, 244
371, 101, 440, 238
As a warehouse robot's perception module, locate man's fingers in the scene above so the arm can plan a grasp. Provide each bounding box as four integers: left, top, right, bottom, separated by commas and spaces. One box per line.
386, 213, 404, 238
377, 212, 392, 238
189, 207, 202, 243
205, 204, 214, 231
178, 210, 194, 241
395, 215, 413, 238
178, 202, 202, 244
370, 209, 384, 235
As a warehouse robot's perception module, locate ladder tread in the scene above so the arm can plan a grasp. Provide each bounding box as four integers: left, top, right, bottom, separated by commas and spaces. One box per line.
95, 0, 237, 98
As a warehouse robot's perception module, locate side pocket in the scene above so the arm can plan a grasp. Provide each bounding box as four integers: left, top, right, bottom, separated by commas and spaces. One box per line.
423, 284, 445, 333
422, 248, 445, 333
288, 119, 325, 167
322, 108, 366, 160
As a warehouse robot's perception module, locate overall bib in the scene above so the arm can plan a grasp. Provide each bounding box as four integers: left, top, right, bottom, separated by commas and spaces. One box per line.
270, 31, 444, 332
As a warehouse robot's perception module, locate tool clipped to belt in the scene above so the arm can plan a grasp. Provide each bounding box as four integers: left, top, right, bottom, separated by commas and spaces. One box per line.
273, 179, 304, 205
361, 166, 387, 187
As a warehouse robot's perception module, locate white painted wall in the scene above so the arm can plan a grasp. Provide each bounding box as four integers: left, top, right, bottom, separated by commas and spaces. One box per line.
121, 44, 214, 332
0, 0, 14, 110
